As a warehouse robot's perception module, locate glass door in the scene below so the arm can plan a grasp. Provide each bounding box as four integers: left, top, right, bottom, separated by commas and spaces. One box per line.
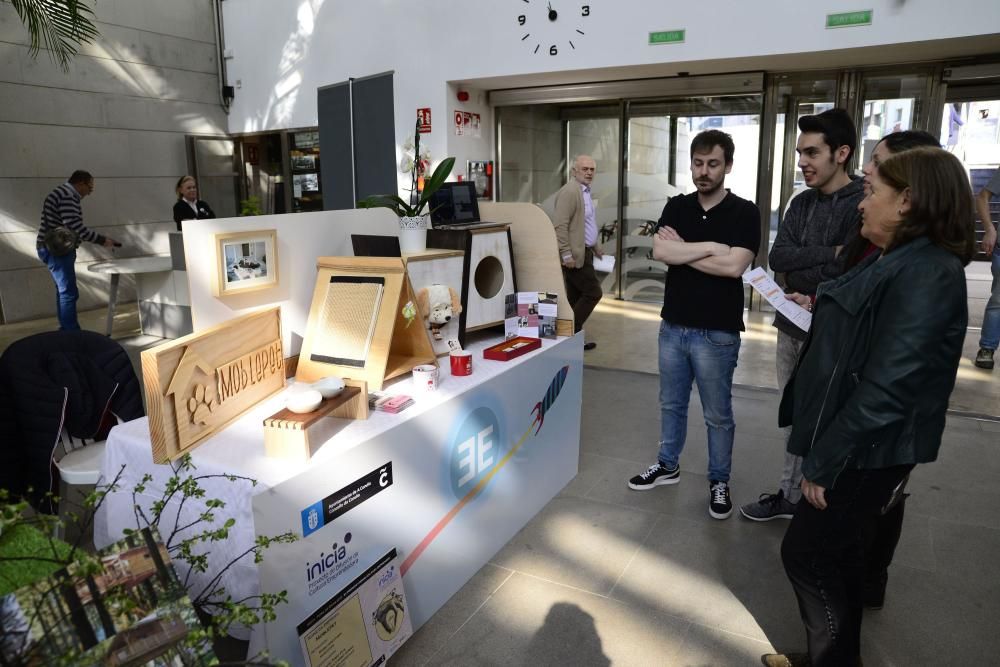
496, 101, 621, 289
620, 95, 763, 303
853, 68, 938, 169
942, 97, 1000, 259
188, 136, 239, 218
751, 74, 839, 312
564, 106, 621, 302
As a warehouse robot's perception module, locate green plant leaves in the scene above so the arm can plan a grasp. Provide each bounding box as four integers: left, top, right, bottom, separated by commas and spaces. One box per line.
359, 156, 456, 217
9, 0, 100, 71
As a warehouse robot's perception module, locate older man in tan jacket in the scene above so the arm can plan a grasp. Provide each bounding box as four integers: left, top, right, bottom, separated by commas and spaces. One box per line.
553, 155, 603, 349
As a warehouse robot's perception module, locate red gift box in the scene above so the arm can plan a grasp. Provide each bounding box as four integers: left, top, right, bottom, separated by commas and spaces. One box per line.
482, 336, 542, 361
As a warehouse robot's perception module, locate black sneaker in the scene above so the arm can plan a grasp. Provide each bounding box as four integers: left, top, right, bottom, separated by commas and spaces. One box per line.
975, 348, 995, 369
628, 462, 679, 490
709, 480, 733, 519
739, 489, 797, 522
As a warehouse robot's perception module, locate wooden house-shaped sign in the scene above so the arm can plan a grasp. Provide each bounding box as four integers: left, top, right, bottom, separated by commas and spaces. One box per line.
142, 306, 286, 463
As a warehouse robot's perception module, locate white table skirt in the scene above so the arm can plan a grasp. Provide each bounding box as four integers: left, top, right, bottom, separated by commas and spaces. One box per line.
94, 334, 570, 636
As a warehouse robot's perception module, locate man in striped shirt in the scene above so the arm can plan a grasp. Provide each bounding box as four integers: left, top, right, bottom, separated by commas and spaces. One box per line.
37, 170, 119, 330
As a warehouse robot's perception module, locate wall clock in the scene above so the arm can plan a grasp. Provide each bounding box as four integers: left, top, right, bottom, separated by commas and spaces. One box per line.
516, 1, 591, 56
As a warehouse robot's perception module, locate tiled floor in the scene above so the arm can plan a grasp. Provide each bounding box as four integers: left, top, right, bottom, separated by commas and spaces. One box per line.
392, 371, 1000, 666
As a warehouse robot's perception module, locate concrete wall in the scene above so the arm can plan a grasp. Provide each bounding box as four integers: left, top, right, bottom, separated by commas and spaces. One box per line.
0, 0, 229, 323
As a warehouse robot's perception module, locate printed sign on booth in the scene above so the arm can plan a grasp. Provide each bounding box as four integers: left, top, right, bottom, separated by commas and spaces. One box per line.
252, 339, 583, 666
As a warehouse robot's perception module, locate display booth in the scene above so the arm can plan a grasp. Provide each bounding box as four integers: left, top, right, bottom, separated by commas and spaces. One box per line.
92, 202, 581, 666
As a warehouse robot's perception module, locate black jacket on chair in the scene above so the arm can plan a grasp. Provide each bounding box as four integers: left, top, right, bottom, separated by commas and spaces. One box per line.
0, 330, 144, 511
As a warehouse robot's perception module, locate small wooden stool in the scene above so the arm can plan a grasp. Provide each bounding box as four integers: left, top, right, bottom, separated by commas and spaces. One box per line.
263, 380, 368, 460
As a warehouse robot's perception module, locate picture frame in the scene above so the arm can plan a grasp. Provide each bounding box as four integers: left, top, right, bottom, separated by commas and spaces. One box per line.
291, 154, 316, 170
214, 229, 279, 296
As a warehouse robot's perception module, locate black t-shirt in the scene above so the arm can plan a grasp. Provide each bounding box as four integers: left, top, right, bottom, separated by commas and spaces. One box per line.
655, 191, 760, 333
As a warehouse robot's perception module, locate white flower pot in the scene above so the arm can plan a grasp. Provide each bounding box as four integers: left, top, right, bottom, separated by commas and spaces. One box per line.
398, 215, 429, 253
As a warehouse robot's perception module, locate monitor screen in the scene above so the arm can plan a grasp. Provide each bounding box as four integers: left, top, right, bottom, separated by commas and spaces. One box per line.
429, 182, 480, 225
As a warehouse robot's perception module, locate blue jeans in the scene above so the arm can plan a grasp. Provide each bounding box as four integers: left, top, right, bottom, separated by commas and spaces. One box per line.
657, 321, 740, 482
979, 248, 1000, 351
37, 247, 80, 331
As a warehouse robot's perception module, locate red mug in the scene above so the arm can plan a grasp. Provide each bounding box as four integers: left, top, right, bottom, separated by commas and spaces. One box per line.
450, 350, 472, 376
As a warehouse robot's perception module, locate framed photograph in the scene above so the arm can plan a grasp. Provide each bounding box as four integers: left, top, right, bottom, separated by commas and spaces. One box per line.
292, 130, 319, 149
293, 172, 320, 195
291, 154, 316, 170
214, 229, 279, 296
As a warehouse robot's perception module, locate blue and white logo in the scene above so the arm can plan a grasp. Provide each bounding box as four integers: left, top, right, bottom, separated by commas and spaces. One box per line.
449, 407, 504, 499
301, 500, 325, 537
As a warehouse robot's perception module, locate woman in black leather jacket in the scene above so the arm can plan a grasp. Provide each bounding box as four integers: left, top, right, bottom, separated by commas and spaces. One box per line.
764, 147, 975, 667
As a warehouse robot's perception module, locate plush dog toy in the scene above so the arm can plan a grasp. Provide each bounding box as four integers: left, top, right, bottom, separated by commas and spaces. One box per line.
415, 284, 463, 340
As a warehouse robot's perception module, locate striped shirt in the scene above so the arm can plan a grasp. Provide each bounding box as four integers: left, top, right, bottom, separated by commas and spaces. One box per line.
36, 182, 103, 248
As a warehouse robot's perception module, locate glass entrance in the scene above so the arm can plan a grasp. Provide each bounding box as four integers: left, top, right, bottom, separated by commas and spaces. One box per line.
620, 95, 763, 302
854, 70, 937, 168
744, 73, 839, 313
941, 98, 1000, 259
496, 101, 621, 289
188, 136, 239, 218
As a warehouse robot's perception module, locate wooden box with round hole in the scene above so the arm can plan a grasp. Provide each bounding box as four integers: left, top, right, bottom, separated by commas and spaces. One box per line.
426, 224, 517, 342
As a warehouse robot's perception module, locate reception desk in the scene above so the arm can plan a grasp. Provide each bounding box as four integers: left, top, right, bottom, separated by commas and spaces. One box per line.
94, 333, 583, 662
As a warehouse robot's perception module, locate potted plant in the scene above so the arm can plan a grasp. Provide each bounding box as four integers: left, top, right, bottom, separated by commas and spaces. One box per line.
359, 127, 455, 253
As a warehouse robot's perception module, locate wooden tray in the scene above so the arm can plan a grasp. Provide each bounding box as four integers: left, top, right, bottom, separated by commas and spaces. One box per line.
263, 382, 368, 460
482, 336, 542, 361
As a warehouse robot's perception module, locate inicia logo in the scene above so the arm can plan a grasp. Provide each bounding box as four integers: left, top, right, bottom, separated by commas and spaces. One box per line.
304, 531, 360, 596
449, 407, 504, 499
377, 565, 395, 589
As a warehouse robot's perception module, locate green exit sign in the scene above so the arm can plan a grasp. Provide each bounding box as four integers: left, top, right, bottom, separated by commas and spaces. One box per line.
826, 10, 873, 28
649, 29, 685, 45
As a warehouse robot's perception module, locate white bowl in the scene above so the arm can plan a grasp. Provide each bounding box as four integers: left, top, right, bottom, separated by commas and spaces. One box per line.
312, 376, 345, 399
286, 388, 323, 414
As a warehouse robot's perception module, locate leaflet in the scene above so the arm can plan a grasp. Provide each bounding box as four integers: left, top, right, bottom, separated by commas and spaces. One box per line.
742, 267, 812, 333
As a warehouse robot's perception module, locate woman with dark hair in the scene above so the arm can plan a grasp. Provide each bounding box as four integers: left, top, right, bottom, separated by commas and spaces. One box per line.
172, 175, 215, 231
763, 147, 974, 667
